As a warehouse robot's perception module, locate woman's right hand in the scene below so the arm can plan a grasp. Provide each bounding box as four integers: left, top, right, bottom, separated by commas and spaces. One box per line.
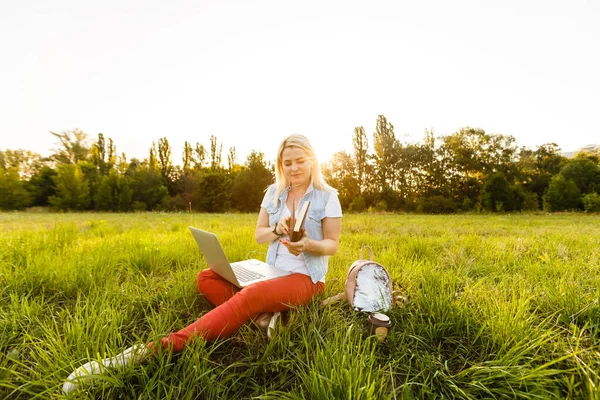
275, 216, 292, 236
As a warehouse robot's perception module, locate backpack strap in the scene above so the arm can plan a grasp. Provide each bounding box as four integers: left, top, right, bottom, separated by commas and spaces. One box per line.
321, 292, 345, 306
360, 246, 374, 261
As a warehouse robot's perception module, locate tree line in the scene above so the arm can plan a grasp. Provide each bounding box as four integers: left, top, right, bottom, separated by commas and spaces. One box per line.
0, 130, 273, 213
1, 115, 600, 213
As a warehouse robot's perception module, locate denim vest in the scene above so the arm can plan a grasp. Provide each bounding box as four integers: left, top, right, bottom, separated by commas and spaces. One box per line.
263, 182, 333, 283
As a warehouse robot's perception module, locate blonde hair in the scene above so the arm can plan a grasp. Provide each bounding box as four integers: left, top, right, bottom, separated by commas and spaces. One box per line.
272, 134, 331, 205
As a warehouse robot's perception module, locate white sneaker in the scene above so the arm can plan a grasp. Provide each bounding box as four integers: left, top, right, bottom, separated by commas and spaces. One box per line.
62, 344, 148, 395
267, 312, 281, 339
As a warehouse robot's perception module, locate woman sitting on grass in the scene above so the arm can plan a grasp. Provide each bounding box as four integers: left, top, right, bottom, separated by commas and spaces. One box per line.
63, 134, 342, 394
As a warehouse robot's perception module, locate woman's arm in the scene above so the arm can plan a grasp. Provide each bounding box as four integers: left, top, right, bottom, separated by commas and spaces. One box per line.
255, 207, 282, 244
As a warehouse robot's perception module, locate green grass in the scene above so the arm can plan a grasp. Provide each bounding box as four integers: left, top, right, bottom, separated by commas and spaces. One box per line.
1, 212, 599, 399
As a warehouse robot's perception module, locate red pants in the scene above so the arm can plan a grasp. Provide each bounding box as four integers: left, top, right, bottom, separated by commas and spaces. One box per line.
155, 269, 324, 352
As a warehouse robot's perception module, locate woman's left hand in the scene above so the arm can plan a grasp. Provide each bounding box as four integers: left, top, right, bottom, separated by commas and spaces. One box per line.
279, 229, 309, 256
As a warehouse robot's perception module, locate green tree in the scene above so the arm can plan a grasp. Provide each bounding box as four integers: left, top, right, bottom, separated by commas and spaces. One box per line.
438, 127, 509, 206
127, 164, 168, 211
77, 160, 100, 209
169, 170, 202, 211
535, 143, 565, 175
197, 170, 232, 212
90, 133, 116, 175
182, 141, 194, 173
0, 167, 31, 210
209, 135, 223, 170
26, 166, 57, 206
116, 152, 129, 174
482, 172, 521, 212
372, 115, 399, 197
520, 190, 540, 212
227, 147, 237, 172
417, 195, 458, 214
481, 134, 519, 182
231, 151, 274, 212
420, 129, 442, 196
194, 142, 207, 170
559, 158, 600, 195
49, 164, 91, 210
352, 126, 369, 195
1, 149, 49, 208
582, 192, 600, 212
50, 129, 91, 164
544, 175, 581, 211
148, 142, 159, 170
323, 151, 359, 210
574, 149, 600, 164
94, 169, 133, 211
440, 128, 485, 180
0, 149, 45, 179
517, 143, 566, 210
394, 142, 423, 208
157, 137, 173, 180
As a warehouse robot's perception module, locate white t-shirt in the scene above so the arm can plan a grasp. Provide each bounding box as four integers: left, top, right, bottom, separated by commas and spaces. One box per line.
274, 194, 342, 282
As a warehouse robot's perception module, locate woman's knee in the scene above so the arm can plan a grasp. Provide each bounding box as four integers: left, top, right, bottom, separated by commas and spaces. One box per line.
196, 269, 217, 294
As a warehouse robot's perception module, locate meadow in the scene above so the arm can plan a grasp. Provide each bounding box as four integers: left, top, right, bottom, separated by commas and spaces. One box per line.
0, 212, 599, 399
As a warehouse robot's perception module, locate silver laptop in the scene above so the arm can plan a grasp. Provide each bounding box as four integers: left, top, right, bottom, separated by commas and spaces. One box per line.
189, 227, 290, 288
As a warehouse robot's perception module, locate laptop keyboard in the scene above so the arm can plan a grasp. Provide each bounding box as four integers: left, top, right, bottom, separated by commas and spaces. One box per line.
231, 263, 265, 282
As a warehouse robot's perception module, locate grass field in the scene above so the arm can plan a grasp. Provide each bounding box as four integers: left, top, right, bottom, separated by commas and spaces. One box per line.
1, 212, 599, 399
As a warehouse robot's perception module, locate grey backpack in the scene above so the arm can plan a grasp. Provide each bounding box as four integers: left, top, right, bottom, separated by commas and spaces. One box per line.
323, 246, 394, 313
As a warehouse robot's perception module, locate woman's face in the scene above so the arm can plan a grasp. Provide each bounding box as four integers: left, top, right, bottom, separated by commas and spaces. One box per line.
281, 146, 313, 188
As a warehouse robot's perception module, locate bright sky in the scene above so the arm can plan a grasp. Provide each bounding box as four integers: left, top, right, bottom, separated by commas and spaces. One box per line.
1, 0, 599, 165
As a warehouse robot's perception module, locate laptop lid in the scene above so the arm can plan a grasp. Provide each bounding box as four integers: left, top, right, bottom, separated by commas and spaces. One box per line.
188, 227, 241, 286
